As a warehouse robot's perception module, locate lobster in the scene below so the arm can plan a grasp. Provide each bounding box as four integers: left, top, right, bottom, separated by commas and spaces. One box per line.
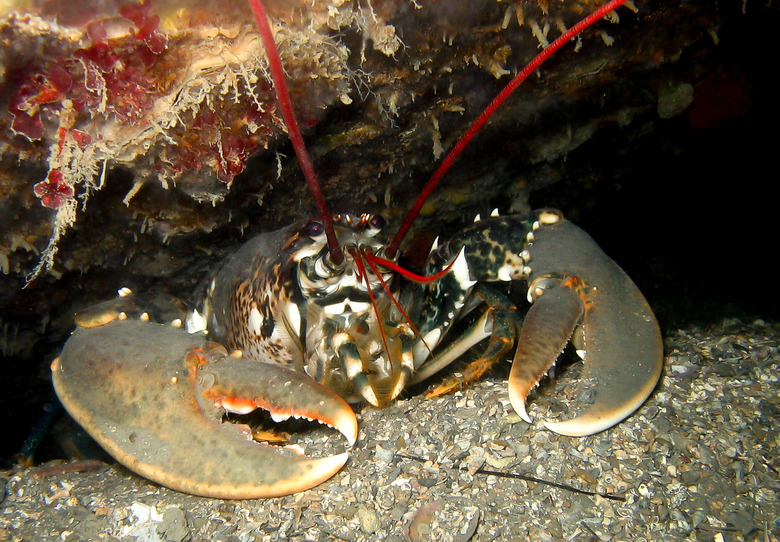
51, 0, 663, 499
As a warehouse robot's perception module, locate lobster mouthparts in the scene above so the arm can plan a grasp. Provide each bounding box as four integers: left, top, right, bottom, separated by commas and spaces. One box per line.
52, 319, 357, 499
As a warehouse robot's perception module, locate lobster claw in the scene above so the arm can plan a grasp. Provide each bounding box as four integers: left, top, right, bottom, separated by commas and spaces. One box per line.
52, 320, 357, 498
508, 210, 663, 436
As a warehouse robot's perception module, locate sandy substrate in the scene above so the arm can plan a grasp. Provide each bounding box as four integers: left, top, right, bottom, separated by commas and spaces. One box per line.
1, 318, 778, 541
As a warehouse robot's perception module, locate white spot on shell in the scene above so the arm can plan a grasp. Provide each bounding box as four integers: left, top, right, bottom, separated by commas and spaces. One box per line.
429, 236, 439, 254
324, 299, 370, 315
422, 328, 441, 349
413, 328, 442, 365
186, 309, 208, 334
538, 209, 562, 225
451, 248, 476, 290
285, 303, 301, 335
117, 287, 132, 298
345, 355, 363, 379
249, 306, 264, 336
496, 264, 513, 282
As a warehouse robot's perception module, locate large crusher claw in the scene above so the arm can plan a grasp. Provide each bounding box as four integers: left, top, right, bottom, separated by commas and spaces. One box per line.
52, 320, 357, 499
508, 210, 663, 436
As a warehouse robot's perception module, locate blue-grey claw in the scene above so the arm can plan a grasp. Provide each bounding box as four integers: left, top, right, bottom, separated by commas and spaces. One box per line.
509, 210, 663, 436
52, 320, 357, 498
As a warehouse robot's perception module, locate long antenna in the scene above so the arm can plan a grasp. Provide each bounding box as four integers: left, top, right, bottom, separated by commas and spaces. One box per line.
386, 0, 631, 257
248, 0, 345, 265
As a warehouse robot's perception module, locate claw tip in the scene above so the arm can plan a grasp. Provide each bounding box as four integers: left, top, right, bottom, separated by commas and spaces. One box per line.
333, 410, 358, 447
508, 386, 533, 425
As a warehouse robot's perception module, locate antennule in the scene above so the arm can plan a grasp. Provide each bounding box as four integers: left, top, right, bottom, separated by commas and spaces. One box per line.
248, 0, 344, 265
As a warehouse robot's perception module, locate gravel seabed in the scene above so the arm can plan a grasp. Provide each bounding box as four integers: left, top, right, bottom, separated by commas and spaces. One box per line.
1, 318, 778, 542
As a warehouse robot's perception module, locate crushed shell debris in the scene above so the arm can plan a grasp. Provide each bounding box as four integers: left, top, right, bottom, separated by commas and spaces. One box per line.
1, 318, 778, 541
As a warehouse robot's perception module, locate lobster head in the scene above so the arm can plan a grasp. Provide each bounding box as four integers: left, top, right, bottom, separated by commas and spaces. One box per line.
295, 213, 416, 407
199, 212, 416, 408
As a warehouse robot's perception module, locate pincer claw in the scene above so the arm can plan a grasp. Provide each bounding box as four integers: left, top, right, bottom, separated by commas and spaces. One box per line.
52, 320, 357, 498
508, 212, 663, 436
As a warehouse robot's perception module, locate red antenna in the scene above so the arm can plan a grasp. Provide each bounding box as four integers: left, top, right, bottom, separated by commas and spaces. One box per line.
385, 0, 631, 257
249, 0, 630, 262
247, 0, 345, 265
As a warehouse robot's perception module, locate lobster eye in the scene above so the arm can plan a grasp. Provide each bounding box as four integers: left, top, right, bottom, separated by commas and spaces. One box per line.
305, 220, 325, 238
368, 214, 385, 231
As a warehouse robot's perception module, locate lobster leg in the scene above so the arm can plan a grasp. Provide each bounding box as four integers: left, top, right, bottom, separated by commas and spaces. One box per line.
52, 320, 357, 499
411, 285, 519, 395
